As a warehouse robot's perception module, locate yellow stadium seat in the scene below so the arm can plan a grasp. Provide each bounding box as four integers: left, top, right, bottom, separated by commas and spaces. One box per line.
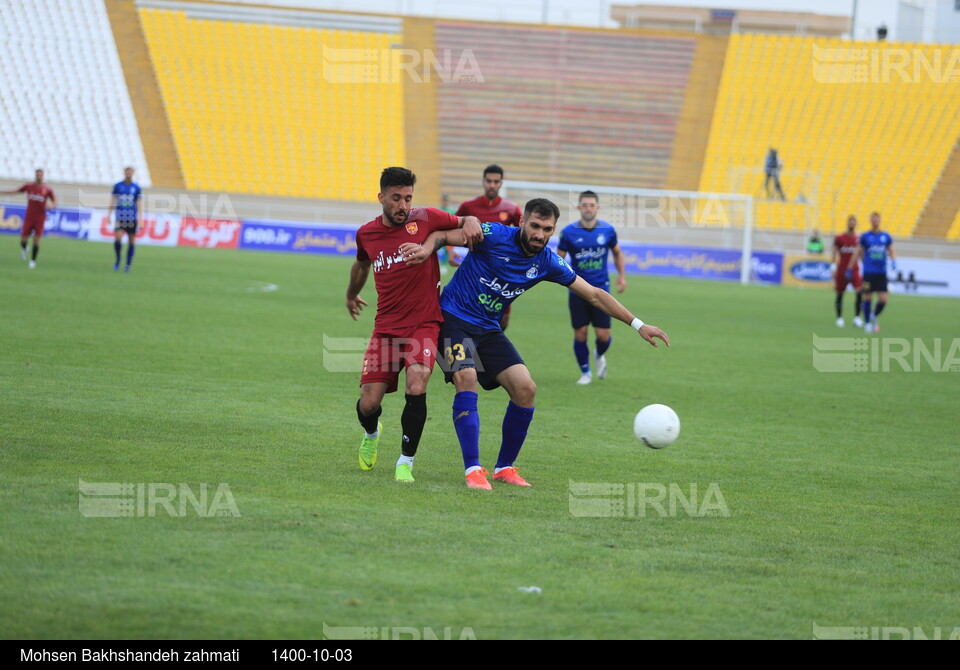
139, 8, 406, 198
700, 34, 960, 235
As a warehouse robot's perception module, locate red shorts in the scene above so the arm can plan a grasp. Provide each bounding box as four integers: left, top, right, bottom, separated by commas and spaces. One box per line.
359, 322, 440, 394
835, 267, 862, 293
21, 217, 45, 238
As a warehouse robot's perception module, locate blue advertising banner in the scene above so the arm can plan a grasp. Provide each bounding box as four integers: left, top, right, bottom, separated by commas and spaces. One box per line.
618, 241, 783, 284
239, 220, 359, 255
0, 204, 88, 238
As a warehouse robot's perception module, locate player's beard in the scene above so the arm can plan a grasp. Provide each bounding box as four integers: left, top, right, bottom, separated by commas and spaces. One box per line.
519, 228, 544, 255
485, 188, 498, 201
386, 208, 408, 227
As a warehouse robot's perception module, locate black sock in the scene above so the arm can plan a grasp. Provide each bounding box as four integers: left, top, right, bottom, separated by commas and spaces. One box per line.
400, 393, 427, 458
31, 244, 38, 261
875, 301, 886, 317
356, 399, 381, 434
114, 240, 122, 264
21, 240, 27, 250
835, 293, 843, 318
855, 292, 863, 317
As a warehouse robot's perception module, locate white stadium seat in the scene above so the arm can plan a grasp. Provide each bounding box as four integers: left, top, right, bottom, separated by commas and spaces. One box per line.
0, 0, 152, 186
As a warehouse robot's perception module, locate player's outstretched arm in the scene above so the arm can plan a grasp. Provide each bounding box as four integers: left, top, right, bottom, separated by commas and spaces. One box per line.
568, 276, 669, 348
401, 229, 469, 265
345, 259, 371, 320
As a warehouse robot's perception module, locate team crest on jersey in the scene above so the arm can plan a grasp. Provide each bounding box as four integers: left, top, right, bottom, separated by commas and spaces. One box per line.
597, 234, 606, 245
499, 212, 509, 222
525, 265, 539, 279
405, 222, 418, 235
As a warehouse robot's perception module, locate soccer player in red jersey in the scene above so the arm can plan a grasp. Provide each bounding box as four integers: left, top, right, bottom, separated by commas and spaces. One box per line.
2, 168, 56, 269
346, 167, 482, 483
831, 215, 864, 328
456, 164, 523, 329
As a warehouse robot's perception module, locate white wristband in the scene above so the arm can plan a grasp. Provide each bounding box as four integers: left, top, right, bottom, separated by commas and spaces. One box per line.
630, 318, 644, 332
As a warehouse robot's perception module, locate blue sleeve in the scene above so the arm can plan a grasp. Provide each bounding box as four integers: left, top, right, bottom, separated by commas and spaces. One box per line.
477, 221, 506, 248
557, 227, 571, 253
547, 250, 577, 286
609, 227, 618, 249
112, 183, 120, 195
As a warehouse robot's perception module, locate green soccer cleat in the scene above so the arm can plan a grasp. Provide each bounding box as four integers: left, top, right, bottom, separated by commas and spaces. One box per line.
359, 422, 382, 471
395, 463, 415, 483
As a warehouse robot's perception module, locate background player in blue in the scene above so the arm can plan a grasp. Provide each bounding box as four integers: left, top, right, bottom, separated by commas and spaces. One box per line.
858, 211, 896, 334
108, 167, 142, 272
401, 198, 669, 490
556, 190, 627, 385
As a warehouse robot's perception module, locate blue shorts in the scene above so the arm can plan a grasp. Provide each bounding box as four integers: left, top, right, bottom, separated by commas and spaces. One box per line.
439, 311, 524, 391
863, 273, 888, 294
568, 289, 611, 329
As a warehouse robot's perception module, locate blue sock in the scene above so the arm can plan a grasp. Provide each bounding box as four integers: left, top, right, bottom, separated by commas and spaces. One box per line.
596, 336, 611, 357
452, 392, 480, 470
574, 340, 589, 373
875, 301, 886, 317
114, 241, 122, 264
496, 401, 534, 469
126, 244, 135, 266
863, 299, 872, 323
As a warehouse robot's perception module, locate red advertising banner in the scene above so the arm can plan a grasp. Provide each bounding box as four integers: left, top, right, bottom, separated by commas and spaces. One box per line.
178, 218, 241, 249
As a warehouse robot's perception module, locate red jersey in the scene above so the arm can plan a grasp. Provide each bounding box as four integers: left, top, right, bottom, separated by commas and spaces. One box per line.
456, 195, 522, 227
19, 183, 55, 222
356, 207, 459, 332
834, 232, 859, 273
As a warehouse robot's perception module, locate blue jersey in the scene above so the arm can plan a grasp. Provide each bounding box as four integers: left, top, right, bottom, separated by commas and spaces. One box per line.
112, 181, 141, 223
556, 220, 618, 289
440, 222, 577, 330
859, 230, 893, 274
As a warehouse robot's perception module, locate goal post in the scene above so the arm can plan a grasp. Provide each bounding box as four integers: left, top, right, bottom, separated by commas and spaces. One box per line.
502, 181, 756, 285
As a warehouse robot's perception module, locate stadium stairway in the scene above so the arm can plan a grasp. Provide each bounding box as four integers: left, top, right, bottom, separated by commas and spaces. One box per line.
104, 0, 184, 189
915, 133, 960, 239
665, 34, 728, 192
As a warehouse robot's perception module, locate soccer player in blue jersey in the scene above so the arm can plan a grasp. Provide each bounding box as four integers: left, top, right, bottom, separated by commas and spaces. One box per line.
556, 190, 627, 385
109, 167, 142, 272
858, 211, 896, 333
401, 198, 669, 490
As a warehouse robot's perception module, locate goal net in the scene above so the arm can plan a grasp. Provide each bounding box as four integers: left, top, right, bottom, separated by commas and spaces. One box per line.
502, 181, 759, 285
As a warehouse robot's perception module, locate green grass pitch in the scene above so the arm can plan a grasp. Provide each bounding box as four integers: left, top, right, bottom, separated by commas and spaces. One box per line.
2, 237, 958, 639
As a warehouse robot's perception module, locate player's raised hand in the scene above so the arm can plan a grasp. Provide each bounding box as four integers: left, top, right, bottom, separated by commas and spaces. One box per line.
638, 324, 670, 348
346, 295, 368, 320
399, 242, 430, 266
461, 216, 483, 250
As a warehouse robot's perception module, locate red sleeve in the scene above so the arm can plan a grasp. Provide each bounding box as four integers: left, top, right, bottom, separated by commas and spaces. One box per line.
47, 187, 55, 201
355, 230, 369, 262
426, 207, 459, 231
513, 204, 522, 226
17, 184, 27, 193
834, 236, 841, 250
455, 202, 468, 217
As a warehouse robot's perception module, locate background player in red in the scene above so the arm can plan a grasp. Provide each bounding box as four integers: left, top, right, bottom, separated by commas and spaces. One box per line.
1, 168, 56, 269
831, 214, 864, 328
346, 167, 482, 483
456, 164, 523, 328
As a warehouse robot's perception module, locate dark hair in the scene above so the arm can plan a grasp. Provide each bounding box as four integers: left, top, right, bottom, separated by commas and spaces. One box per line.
483, 164, 504, 178
380, 167, 416, 192
523, 198, 560, 223
579, 190, 599, 203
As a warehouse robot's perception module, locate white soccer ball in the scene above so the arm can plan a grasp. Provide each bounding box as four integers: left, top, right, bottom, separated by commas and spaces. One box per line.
633, 404, 680, 449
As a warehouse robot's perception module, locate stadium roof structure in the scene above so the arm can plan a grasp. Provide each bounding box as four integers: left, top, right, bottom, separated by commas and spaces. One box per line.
611, 4, 850, 37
